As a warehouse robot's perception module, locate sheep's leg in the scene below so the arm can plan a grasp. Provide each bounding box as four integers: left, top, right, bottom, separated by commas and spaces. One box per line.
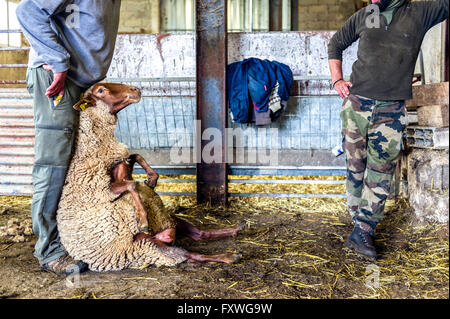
128, 154, 159, 188
153, 228, 176, 244
186, 252, 242, 264
133, 234, 240, 264
150, 217, 245, 243
110, 181, 149, 233
173, 216, 246, 241
110, 162, 149, 234
133, 232, 168, 247
111, 160, 133, 181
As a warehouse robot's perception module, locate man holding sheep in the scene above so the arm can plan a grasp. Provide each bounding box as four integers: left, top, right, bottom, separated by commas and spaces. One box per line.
16, 0, 122, 275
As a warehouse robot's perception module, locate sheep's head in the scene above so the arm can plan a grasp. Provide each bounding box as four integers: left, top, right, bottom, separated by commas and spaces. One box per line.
73, 83, 141, 115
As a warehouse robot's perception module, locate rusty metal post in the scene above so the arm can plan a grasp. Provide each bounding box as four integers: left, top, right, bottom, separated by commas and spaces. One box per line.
195, 0, 228, 206
445, 19, 449, 82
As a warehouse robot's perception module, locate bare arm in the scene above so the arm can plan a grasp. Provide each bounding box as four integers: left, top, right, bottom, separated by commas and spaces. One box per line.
328, 10, 360, 99
329, 59, 353, 99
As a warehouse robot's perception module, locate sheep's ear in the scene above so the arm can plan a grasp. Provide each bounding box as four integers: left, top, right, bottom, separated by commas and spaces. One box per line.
73, 95, 96, 111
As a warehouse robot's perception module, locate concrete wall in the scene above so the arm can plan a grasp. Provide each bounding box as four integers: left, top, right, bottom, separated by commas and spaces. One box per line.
108, 32, 357, 85
109, 32, 357, 167
0, 0, 447, 87
416, 22, 447, 84
298, 0, 362, 31
119, 0, 161, 34
407, 149, 449, 224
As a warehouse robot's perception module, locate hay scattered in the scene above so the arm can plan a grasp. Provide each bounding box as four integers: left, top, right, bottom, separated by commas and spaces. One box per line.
0, 175, 448, 299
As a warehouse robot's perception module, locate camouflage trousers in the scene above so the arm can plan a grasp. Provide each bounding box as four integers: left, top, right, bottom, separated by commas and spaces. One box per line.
340, 94, 407, 233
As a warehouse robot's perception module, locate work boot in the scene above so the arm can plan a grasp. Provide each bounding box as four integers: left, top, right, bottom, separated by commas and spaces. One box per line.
41, 254, 89, 276
345, 225, 377, 261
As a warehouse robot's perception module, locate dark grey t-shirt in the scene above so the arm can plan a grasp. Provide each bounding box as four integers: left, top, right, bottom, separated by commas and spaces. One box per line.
16, 0, 121, 89
328, 0, 449, 101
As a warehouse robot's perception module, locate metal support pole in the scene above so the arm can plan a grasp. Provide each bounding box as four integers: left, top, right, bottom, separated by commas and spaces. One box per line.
195, 0, 228, 206
445, 19, 449, 82
6, 0, 10, 46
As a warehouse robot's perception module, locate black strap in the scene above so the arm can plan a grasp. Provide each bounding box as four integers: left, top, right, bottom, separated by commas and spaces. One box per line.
332, 78, 344, 88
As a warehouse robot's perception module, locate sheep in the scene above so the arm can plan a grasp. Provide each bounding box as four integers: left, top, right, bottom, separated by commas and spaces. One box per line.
56, 83, 244, 272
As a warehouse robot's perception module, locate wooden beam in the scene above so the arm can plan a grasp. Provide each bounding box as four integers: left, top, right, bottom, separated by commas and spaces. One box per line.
406, 82, 449, 110
417, 104, 449, 127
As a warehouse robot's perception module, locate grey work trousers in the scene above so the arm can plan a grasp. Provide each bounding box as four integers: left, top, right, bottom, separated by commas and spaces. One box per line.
26, 67, 82, 265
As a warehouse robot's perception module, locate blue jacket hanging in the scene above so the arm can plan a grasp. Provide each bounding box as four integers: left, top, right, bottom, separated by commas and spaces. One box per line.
227, 57, 293, 124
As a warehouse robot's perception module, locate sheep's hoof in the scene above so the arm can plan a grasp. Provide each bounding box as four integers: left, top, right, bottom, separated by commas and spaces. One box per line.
144, 180, 156, 189
133, 232, 152, 242
228, 253, 242, 264
138, 226, 150, 234
232, 222, 247, 237
237, 221, 247, 232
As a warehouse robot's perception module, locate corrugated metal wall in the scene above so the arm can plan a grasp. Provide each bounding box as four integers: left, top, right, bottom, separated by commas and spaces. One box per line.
115, 94, 343, 150
110, 32, 357, 151
0, 88, 33, 195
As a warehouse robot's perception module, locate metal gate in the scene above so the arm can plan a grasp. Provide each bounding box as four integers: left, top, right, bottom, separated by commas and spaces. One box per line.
1, 31, 358, 198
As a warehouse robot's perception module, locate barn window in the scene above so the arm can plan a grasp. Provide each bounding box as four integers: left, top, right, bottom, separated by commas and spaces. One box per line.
0, 0, 21, 47
160, 0, 292, 32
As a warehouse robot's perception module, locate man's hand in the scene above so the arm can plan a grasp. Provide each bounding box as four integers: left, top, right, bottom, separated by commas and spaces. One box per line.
334, 79, 353, 99
43, 64, 67, 98
329, 59, 353, 99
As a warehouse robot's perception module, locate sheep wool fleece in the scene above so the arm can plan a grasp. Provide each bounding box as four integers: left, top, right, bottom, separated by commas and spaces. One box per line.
56, 96, 187, 271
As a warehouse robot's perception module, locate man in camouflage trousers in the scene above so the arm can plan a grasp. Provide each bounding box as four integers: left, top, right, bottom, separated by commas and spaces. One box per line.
328, 0, 448, 260
341, 96, 407, 235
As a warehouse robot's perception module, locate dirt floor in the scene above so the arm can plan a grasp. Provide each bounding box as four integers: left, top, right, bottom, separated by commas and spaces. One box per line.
0, 176, 448, 299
